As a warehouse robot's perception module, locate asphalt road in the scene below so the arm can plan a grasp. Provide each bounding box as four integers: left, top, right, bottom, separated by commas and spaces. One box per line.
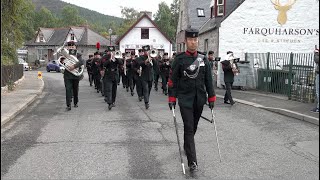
1, 70, 319, 179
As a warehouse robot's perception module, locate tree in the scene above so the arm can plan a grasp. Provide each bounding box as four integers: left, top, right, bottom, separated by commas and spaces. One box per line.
170, 0, 180, 37
116, 7, 140, 36
34, 7, 58, 29
1, 0, 35, 65
59, 5, 86, 27
154, 2, 176, 41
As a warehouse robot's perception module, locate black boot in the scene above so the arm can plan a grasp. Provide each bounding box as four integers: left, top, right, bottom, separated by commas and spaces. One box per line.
66, 105, 71, 111
74, 104, 78, 108
139, 97, 142, 102
131, 91, 134, 96
108, 104, 112, 110
145, 103, 149, 109
189, 162, 198, 173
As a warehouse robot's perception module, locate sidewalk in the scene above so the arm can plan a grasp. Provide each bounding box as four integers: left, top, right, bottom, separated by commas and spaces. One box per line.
215, 88, 319, 125
1, 71, 44, 127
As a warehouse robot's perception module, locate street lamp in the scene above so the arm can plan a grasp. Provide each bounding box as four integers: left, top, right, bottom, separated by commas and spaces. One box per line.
108, 28, 112, 46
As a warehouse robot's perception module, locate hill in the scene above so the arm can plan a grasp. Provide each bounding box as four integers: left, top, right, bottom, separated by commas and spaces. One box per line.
31, 0, 123, 28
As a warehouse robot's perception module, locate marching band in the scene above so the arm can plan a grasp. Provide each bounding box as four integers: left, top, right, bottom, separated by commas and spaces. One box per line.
56, 27, 239, 175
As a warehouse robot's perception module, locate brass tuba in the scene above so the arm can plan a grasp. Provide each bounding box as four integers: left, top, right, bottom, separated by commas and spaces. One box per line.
54, 43, 84, 76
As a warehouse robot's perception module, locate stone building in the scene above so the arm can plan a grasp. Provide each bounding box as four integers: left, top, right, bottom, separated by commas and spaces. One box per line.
25, 26, 112, 64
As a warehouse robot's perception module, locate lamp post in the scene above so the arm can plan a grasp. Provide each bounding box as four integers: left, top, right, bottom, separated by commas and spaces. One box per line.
108, 28, 112, 46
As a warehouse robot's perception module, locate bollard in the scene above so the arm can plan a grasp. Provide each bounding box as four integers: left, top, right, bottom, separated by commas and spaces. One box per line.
38, 71, 42, 79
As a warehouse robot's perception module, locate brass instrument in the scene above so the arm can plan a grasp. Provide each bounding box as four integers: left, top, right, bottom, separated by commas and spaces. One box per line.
147, 48, 158, 66
54, 42, 84, 76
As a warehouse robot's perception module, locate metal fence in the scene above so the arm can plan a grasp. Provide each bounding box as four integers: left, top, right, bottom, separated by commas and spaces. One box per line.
248, 52, 316, 103
1, 64, 23, 87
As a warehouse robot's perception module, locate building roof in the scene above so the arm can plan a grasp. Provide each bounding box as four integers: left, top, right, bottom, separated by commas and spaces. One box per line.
199, 0, 245, 34
187, 0, 212, 30
25, 26, 112, 46
116, 13, 173, 44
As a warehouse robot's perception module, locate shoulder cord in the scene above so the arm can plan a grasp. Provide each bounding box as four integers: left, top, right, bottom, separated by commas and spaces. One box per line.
183, 60, 200, 79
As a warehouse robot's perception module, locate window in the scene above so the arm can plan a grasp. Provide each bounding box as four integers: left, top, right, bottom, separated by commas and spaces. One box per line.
180, 11, 183, 30
141, 28, 149, 39
216, 0, 225, 16
204, 39, 209, 52
39, 33, 44, 42
211, 6, 214, 18
71, 34, 75, 41
197, 8, 205, 17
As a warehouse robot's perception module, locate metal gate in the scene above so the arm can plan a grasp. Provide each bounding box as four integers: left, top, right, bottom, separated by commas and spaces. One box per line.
248, 52, 316, 103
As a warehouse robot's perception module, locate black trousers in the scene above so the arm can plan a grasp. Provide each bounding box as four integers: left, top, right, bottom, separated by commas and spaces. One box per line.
161, 74, 168, 91
154, 74, 160, 89
128, 75, 136, 92
179, 98, 204, 166
142, 80, 152, 103
224, 82, 234, 103
122, 73, 128, 88
64, 78, 80, 106
88, 72, 93, 86
135, 76, 143, 97
105, 79, 118, 104
94, 74, 101, 91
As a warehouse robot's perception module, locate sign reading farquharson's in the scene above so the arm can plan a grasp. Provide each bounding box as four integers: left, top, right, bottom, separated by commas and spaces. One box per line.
243, 27, 319, 36
218, 0, 319, 54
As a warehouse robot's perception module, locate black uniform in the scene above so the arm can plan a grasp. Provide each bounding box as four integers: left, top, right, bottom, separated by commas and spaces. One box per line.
63, 54, 84, 110
86, 56, 93, 86
126, 57, 138, 96
138, 53, 155, 109
102, 55, 123, 109
153, 56, 161, 91
100, 55, 108, 97
159, 58, 171, 95
168, 48, 216, 168
92, 57, 101, 92
221, 59, 235, 105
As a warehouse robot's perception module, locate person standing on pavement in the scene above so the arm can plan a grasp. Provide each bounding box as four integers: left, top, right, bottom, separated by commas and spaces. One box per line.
86, 54, 94, 86
311, 49, 319, 113
221, 51, 237, 105
168, 28, 216, 173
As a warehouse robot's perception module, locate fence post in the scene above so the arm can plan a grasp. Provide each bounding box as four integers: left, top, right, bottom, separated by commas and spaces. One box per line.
288, 52, 294, 100
266, 52, 270, 70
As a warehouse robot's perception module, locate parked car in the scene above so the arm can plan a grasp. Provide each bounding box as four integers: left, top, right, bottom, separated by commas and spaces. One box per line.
18, 58, 29, 71
46, 60, 62, 72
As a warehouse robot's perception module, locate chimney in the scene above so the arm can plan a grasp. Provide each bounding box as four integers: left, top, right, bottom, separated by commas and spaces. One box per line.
139, 11, 152, 19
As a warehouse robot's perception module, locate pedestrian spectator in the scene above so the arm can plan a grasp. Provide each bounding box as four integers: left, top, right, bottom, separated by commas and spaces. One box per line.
311, 49, 319, 113
221, 51, 237, 105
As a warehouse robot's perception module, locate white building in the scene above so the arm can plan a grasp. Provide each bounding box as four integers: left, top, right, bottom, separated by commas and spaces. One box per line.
116, 12, 173, 56
218, 0, 319, 57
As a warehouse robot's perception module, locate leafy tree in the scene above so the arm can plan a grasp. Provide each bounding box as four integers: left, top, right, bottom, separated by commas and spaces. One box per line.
1, 0, 35, 65
170, 0, 180, 37
59, 5, 86, 27
34, 7, 58, 29
154, 2, 176, 41
116, 7, 140, 36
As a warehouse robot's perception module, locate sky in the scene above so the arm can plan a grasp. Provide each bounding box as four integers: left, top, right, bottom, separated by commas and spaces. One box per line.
61, 0, 175, 19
